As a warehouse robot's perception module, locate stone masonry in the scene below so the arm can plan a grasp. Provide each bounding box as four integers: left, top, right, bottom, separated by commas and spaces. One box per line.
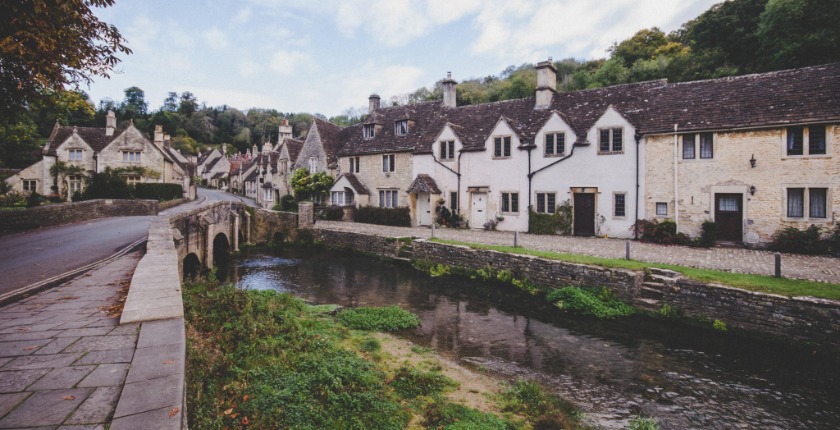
0, 199, 159, 235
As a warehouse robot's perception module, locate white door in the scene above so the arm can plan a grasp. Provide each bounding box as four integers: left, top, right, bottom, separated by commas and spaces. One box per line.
471, 192, 487, 228
417, 193, 432, 226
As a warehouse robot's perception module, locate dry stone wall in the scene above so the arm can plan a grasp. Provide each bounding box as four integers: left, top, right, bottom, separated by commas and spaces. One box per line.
0, 199, 159, 234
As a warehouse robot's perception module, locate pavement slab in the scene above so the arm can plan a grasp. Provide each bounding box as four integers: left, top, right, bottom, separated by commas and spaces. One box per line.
65, 386, 121, 425
78, 364, 129, 388
74, 349, 134, 366
0, 388, 93, 427
0, 369, 51, 393
28, 366, 94, 390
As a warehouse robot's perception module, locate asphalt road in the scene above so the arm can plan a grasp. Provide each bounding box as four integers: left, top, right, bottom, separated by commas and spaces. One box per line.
0, 188, 255, 296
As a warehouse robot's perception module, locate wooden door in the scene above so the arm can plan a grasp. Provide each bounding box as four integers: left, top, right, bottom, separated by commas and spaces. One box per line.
715, 193, 743, 242
417, 193, 432, 226
573, 193, 595, 236
471, 193, 487, 228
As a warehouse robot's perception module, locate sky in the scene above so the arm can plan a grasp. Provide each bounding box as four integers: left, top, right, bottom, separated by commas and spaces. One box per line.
87, 0, 720, 118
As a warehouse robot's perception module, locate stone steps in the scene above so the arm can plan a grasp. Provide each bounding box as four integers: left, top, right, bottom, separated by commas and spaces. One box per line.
635, 297, 662, 312
640, 283, 665, 300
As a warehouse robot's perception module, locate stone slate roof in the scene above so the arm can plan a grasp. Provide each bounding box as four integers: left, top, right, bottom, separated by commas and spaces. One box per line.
211, 172, 226, 179
640, 63, 840, 134
335, 172, 370, 195
339, 101, 448, 156
43, 124, 114, 156
281, 138, 304, 165
313, 118, 345, 164
203, 156, 223, 172
406, 174, 441, 194
244, 169, 259, 182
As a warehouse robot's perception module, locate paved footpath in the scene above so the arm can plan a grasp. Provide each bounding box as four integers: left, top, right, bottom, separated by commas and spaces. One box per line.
314, 221, 840, 285
0, 250, 183, 429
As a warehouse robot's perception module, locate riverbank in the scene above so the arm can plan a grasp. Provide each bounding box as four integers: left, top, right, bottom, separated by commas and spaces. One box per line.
183, 276, 593, 429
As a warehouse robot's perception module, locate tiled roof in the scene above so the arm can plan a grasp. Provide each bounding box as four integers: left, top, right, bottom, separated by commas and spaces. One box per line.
313, 118, 345, 163
335, 172, 370, 195
281, 138, 304, 165
244, 169, 259, 182
43, 124, 114, 156
406, 174, 441, 194
211, 172, 226, 179
338, 101, 448, 156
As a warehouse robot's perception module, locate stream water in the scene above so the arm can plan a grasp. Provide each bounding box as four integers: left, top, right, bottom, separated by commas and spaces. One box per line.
223, 247, 840, 429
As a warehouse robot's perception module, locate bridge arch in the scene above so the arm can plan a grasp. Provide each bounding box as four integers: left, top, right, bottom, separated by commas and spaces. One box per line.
183, 252, 201, 279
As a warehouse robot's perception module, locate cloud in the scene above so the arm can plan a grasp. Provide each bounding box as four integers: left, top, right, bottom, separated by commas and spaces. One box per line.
190, 87, 280, 110
269, 50, 314, 75
326, 62, 425, 111
123, 15, 161, 53
237, 59, 260, 78
234, 7, 252, 24
203, 27, 230, 50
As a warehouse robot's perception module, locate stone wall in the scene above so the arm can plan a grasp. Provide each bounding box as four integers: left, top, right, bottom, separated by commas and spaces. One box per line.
310, 229, 840, 345
251, 208, 298, 244
0, 199, 159, 234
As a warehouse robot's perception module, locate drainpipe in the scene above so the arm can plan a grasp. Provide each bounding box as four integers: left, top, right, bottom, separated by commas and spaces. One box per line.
673, 124, 679, 231
634, 131, 642, 239
431, 150, 462, 214
527, 143, 533, 208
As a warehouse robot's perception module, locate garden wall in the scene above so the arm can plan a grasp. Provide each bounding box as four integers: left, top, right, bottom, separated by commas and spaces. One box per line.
0, 199, 159, 234
311, 229, 840, 346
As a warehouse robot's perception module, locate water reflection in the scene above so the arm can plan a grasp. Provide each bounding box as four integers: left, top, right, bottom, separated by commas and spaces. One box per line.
227, 247, 840, 430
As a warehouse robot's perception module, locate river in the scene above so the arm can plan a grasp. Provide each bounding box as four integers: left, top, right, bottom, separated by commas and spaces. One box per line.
223, 247, 840, 429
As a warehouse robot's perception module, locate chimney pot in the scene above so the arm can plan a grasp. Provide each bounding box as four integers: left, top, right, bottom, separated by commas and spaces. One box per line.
106, 110, 116, 136
369, 94, 381, 112
535, 58, 557, 109
442, 72, 457, 108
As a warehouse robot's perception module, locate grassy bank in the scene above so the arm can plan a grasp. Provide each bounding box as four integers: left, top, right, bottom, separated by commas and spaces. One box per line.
429, 238, 840, 300
183, 277, 592, 429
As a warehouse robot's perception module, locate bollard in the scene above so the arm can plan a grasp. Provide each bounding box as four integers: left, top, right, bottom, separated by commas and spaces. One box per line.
774, 253, 781, 278
513, 231, 519, 247
626, 240, 630, 260
431, 223, 435, 239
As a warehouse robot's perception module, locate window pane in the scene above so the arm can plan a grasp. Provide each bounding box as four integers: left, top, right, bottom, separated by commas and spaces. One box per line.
656, 202, 667, 216
494, 137, 501, 157
391, 190, 398, 208
450, 191, 458, 212
612, 128, 623, 151
448, 141, 455, 159
615, 194, 625, 217
682, 134, 696, 159
537, 193, 545, 213
787, 127, 803, 155
504, 137, 511, 157
699, 133, 713, 158
545, 134, 554, 155
379, 190, 385, 207
600, 130, 610, 152
501, 193, 509, 212
547, 193, 555, 213
810, 188, 827, 218
558, 133, 565, 154
809, 126, 826, 155
718, 196, 738, 212
787, 188, 804, 217
511, 193, 519, 212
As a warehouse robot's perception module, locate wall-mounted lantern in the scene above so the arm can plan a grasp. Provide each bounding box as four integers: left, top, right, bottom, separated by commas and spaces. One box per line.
750, 185, 756, 196
750, 154, 757, 168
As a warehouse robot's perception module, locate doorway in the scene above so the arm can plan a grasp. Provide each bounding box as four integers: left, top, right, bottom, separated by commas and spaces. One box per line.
715, 193, 743, 242
417, 193, 432, 226
471, 192, 487, 227
573, 193, 595, 236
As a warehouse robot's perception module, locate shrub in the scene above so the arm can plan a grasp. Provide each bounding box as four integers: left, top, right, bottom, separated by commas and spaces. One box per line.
354, 206, 411, 227
26, 190, 42, 207
827, 224, 840, 256
628, 415, 661, 430
390, 365, 458, 399
424, 401, 509, 430
632, 219, 691, 245
712, 319, 728, 332
435, 205, 464, 228
546, 286, 635, 319
0, 191, 27, 207
769, 224, 829, 255
528, 200, 572, 235
696, 219, 717, 247
80, 170, 131, 200
277, 194, 297, 212
336, 305, 420, 331
133, 183, 183, 201
323, 205, 344, 221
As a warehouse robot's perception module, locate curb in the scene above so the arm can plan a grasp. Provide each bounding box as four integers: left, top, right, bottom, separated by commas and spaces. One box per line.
0, 237, 147, 307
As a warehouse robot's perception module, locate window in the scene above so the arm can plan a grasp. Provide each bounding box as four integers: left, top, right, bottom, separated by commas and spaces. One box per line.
379, 189, 398, 208
309, 157, 317, 173
263, 188, 273, 202
656, 202, 668, 216
125, 175, 140, 186
535, 192, 556, 214
440, 140, 455, 161
382, 154, 395, 172
787, 188, 804, 218
494, 136, 511, 158
122, 151, 141, 162
545, 132, 565, 156
598, 128, 623, 153
69, 175, 84, 194
810, 188, 827, 218
349, 156, 360, 173
23, 180, 37, 192
614, 193, 626, 217
788, 125, 827, 156
699, 133, 714, 158
450, 191, 458, 212
68, 149, 83, 161
363, 124, 376, 139
331, 191, 353, 206
280, 160, 288, 173
682, 134, 696, 159
395, 120, 408, 136
501, 192, 519, 213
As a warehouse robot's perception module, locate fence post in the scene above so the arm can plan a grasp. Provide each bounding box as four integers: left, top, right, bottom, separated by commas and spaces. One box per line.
431, 223, 435, 239
626, 240, 630, 260
514, 231, 519, 248
774, 253, 781, 278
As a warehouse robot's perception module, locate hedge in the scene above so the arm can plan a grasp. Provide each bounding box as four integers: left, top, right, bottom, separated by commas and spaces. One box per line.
354, 206, 411, 227
133, 183, 183, 201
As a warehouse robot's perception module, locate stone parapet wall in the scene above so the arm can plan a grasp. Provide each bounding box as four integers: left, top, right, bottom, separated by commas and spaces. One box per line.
0, 199, 159, 234
251, 209, 298, 244
310, 228, 840, 345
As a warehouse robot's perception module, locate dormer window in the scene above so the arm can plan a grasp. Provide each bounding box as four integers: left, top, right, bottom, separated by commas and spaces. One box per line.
68, 149, 83, 161
395, 120, 408, 136
363, 124, 376, 139
545, 132, 565, 156
493, 136, 511, 158
440, 140, 455, 161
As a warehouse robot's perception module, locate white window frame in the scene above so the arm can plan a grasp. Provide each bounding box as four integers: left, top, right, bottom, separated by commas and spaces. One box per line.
379, 189, 398, 208
309, 156, 318, 173
535, 192, 556, 214
598, 128, 623, 154
655, 202, 668, 217
544, 132, 565, 157
68, 149, 83, 161
382, 154, 395, 173
501, 192, 519, 214
68, 175, 84, 194
122, 151, 141, 163
395, 120, 408, 136
125, 175, 141, 186
363, 124, 376, 139
263, 187, 273, 202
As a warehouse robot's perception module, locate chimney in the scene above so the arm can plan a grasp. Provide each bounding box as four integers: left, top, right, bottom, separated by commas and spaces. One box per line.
279, 119, 293, 142
369, 94, 380, 112
252, 144, 258, 158
535, 57, 556, 109
262, 141, 271, 154
442, 72, 457, 108
106, 110, 116, 136
164, 134, 171, 148
153, 125, 164, 148
222, 143, 227, 156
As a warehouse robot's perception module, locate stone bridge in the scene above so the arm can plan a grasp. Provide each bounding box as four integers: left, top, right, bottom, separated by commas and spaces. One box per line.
170, 201, 249, 276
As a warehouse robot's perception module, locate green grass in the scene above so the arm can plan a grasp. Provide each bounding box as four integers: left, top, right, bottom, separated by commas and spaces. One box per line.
546, 287, 635, 319
429, 238, 840, 300
336, 305, 421, 331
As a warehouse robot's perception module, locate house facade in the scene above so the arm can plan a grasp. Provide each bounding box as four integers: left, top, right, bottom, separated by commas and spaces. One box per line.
5, 111, 188, 199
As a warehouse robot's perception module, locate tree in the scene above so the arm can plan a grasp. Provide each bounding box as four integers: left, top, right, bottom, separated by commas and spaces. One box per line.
179, 92, 198, 117
0, 0, 131, 122
609, 28, 670, 67
291, 168, 334, 202
163, 92, 179, 112
757, 0, 840, 70
120, 86, 148, 119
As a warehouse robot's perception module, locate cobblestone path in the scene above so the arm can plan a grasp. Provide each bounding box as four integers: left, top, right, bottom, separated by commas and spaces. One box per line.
314, 221, 840, 285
